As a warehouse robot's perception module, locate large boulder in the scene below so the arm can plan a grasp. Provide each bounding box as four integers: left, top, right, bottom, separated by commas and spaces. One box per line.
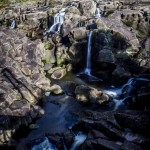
61, 81, 77, 96
79, 0, 96, 17
69, 27, 87, 42
112, 66, 131, 86
56, 45, 69, 66
49, 84, 64, 95
75, 85, 110, 104
121, 11, 150, 38
94, 47, 116, 65
51, 68, 67, 80
115, 111, 150, 135
0, 29, 50, 144
68, 41, 87, 69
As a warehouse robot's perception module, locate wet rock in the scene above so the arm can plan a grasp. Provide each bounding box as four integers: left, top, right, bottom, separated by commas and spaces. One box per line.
67, 6, 81, 15
68, 41, 87, 68
79, 0, 96, 17
30, 105, 44, 119
121, 140, 142, 150
49, 84, 64, 95
75, 85, 110, 105
95, 47, 116, 65
75, 85, 94, 103
52, 34, 62, 44
51, 68, 67, 80
0, 28, 51, 144
86, 22, 97, 30
10, 100, 30, 116
83, 110, 119, 126
114, 111, 150, 135
80, 139, 97, 150
29, 124, 39, 129
63, 19, 75, 37
112, 66, 131, 86
63, 130, 74, 149
121, 11, 149, 38
44, 39, 55, 51
89, 89, 109, 105
87, 130, 108, 140
44, 64, 54, 71
56, 45, 69, 66
66, 64, 72, 72
95, 138, 120, 150
69, 27, 87, 41
119, 77, 150, 109
44, 49, 56, 64
61, 81, 77, 96
20, 87, 36, 104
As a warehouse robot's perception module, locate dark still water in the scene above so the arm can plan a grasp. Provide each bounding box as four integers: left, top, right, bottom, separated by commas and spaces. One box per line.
27, 94, 82, 140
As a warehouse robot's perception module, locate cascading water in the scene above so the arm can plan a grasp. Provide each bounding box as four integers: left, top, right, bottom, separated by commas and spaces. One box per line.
11, 19, 16, 29
84, 31, 92, 75
95, 7, 101, 18
44, 8, 66, 35
70, 132, 87, 150
32, 137, 57, 150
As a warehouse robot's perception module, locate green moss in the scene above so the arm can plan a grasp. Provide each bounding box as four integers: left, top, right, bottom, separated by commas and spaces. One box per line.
122, 20, 133, 27
15, 95, 22, 100
104, 10, 115, 17
47, 9, 55, 15
43, 50, 56, 64
44, 41, 54, 50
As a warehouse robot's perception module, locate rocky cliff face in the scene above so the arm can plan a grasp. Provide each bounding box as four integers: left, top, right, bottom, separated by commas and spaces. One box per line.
0, 28, 51, 144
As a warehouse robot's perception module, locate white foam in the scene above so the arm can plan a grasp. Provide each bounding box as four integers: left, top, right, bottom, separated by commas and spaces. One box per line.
32, 137, 57, 150
70, 132, 87, 150
45, 92, 51, 96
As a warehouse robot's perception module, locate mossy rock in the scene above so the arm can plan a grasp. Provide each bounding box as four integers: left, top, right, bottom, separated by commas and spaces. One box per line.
122, 20, 133, 27
44, 41, 55, 50
56, 54, 67, 66
104, 9, 115, 17
43, 50, 56, 64
47, 9, 55, 15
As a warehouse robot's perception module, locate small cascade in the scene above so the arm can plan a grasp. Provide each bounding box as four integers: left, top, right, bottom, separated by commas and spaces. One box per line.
44, 8, 66, 35
84, 31, 92, 75
11, 19, 16, 29
113, 99, 124, 110
61, 137, 67, 150
95, 7, 101, 18
70, 132, 87, 150
121, 77, 150, 98
32, 137, 57, 150
103, 88, 124, 110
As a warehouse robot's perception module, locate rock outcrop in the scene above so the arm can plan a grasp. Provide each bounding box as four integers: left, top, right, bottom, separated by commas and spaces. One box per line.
0, 28, 51, 144
0, 0, 149, 148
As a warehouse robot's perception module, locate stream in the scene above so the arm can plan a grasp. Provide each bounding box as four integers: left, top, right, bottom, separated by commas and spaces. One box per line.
24, 71, 145, 149
14, 4, 150, 150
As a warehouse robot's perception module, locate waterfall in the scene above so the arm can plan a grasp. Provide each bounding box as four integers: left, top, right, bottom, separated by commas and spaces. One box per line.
95, 8, 101, 18
113, 98, 124, 110
11, 19, 16, 29
84, 31, 92, 75
32, 137, 57, 150
70, 132, 87, 150
44, 8, 66, 35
